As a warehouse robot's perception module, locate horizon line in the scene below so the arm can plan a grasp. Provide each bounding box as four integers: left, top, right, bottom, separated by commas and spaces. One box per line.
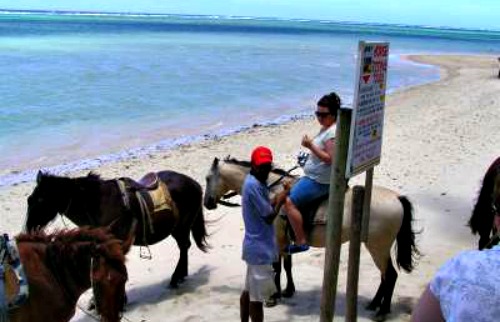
1, 8, 499, 33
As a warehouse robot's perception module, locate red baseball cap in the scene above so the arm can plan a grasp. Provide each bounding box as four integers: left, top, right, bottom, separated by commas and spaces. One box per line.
251, 146, 273, 166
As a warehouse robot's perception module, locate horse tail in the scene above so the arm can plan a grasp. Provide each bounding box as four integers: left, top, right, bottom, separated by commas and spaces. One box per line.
468, 158, 500, 249
395, 196, 421, 273
191, 206, 210, 253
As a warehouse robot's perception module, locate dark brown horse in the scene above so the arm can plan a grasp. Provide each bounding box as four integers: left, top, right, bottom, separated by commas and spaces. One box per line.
25, 170, 209, 288
469, 157, 500, 249
5, 227, 130, 322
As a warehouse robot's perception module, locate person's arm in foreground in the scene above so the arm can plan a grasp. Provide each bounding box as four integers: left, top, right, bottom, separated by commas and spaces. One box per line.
411, 285, 445, 322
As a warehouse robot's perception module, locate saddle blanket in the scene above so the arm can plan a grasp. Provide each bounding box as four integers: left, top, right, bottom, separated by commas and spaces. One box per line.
0, 234, 29, 315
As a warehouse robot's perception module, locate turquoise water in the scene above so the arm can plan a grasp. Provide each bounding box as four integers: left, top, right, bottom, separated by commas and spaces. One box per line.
1, 11, 499, 186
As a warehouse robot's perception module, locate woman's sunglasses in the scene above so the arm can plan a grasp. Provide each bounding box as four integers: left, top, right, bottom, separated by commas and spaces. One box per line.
315, 111, 331, 118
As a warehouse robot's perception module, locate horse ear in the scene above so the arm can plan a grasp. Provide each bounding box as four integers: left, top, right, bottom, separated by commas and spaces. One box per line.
36, 170, 43, 184
212, 157, 219, 167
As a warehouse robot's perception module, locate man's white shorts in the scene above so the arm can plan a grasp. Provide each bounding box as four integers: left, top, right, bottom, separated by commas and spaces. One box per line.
244, 264, 276, 302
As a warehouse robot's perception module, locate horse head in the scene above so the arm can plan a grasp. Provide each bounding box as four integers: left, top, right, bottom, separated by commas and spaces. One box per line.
204, 158, 225, 210
90, 231, 131, 322
26, 171, 102, 232
26, 171, 69, 231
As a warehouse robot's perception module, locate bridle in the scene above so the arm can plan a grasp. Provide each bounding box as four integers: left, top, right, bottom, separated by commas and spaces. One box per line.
217, 165, 299, 208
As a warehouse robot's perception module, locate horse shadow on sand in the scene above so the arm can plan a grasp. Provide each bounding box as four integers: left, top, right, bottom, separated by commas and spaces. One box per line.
210, 284, 413, 321
282, 288, 413, 321
124, 265, 213, 310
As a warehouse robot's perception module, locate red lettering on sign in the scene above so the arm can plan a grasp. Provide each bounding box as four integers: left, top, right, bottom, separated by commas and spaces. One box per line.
374, 45, 388, 58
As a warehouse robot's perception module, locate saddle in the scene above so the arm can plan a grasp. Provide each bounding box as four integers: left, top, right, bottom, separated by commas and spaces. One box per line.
137, 173, 176, 215
119, 173, 177, 215
0, 235, 28, 316
116, 173, 179, 244
137, 172, 160, 190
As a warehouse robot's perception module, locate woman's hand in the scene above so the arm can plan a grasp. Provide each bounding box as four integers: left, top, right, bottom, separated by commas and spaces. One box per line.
301, 135, 313, 149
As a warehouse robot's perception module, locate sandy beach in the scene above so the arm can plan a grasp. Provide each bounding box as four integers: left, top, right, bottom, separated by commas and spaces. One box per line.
1, 54, 499, 321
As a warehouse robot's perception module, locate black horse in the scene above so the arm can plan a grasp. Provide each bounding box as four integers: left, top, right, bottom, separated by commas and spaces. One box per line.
469, 157, 500, 249
26, 170, 209, 288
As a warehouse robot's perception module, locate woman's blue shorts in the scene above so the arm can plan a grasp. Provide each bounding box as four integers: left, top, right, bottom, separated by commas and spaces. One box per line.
289, 176, 329, 208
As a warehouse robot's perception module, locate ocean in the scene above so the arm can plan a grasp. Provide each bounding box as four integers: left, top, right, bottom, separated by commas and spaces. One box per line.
1, 11, 500, 187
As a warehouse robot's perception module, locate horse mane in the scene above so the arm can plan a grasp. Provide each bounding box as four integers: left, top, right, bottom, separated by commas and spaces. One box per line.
17, 227, 125, 264
39, 171, 102, 183
469, 157, 500, 234
223, 156, 298, 178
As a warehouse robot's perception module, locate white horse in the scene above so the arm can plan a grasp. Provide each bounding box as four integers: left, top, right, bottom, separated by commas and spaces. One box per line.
203, 157, 420, 320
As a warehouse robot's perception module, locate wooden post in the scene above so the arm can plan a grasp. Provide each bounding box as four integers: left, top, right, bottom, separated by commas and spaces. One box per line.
320, 107, 352, 322
346, 186, 365, 322
361, 168, 373, 243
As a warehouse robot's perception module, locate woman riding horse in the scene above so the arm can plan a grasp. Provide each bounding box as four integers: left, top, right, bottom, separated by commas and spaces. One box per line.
204, 156, 420, 320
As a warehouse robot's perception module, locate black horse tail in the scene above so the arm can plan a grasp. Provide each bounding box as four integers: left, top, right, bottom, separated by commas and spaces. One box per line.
395, 196, 421, 273
191, 206, 210, 252
468, 159, 500, 249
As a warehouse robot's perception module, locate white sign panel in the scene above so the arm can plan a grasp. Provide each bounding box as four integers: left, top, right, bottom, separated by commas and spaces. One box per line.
346, 41, 389, 178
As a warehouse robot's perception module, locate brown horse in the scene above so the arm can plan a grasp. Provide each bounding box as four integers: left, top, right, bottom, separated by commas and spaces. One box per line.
4, 227, 130, 322
204, 157, 420, 320
25, 170, 209, 288
469, 156, 500, 249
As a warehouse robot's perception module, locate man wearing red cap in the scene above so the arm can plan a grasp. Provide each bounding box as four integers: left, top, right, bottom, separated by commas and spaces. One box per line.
240, 146, 280, 322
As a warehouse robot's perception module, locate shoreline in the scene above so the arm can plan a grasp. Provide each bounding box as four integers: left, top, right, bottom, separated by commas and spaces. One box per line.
1, 53, 499, 321
0, 53, 441, 188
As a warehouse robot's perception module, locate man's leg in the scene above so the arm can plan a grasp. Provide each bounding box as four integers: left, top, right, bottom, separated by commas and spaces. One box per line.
240, 291, 250, 322
249, 301, 264, 322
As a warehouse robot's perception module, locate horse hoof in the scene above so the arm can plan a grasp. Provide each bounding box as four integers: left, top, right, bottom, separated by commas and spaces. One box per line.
169, 281, 179, 289
372, 311, 389, 322
264, 298, 278, 307
282, 288, 295, 298
365, 302, 378, 311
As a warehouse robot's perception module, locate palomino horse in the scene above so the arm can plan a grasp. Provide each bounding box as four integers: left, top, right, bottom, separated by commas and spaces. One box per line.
26, 170, 209, 288
4, 227, 130, 322
204, 157, 420, 320
469, 156, 500, 249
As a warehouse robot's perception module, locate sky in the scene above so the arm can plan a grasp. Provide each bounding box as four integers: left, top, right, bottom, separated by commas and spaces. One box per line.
1, 0, 500, 30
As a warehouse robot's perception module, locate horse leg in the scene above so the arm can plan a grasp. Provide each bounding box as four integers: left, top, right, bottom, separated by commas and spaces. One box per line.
365, 243, 398, 321
282, 254, 295, 298
265, 258, 282, 307
170, 231, 191, 288
377, 259, 397, 317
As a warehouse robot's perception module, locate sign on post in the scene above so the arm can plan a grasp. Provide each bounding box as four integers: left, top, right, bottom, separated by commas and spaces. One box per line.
346, 41, 389, 178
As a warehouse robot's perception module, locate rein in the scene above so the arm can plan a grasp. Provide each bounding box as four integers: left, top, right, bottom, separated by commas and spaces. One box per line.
217, 165, 299, 208
267, 165, 299, 189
